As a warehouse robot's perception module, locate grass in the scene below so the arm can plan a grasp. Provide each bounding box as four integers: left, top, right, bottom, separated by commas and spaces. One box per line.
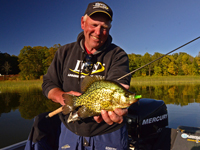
0, 80, 43, 93
130, 76, 200, 86
1, 76, 200, 92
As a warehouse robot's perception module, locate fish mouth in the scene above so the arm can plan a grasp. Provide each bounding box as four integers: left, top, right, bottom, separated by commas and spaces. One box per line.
128, 94, 141, 104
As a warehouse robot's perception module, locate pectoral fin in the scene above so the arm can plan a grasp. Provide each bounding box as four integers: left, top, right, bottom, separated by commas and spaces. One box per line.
62, 94, 77, 115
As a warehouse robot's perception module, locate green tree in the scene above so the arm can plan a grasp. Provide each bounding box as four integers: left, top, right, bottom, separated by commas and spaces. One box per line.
161, 56, 171, 76
191, 58, 199, 75
141, 52, 152, 76
151, 52, 163, 76
154, 66, 162, 76
128, 53, 143, 77
168, 62, 178, 75
18, 46, 48, 79
43, 44, 61, 74
182, 64, 189, 75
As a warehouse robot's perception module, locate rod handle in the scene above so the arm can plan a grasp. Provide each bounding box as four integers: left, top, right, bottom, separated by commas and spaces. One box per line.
46, 107, 63, 118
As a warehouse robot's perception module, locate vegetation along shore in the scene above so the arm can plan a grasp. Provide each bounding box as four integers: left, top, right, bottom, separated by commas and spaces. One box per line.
1, 44, 200, 80
1, 76, 200, 92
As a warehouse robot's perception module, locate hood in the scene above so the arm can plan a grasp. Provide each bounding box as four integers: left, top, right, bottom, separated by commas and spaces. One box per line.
77, 32, 112, 55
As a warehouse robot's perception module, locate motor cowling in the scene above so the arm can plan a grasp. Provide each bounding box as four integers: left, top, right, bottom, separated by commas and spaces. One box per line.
126, 98, 168, 139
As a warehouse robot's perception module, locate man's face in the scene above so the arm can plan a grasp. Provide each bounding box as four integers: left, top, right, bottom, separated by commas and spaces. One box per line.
81, 13, 111, 51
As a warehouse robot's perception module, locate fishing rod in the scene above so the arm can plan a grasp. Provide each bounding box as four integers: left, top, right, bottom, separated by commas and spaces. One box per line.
46, 36, 200, 119
117, 36, 200, 81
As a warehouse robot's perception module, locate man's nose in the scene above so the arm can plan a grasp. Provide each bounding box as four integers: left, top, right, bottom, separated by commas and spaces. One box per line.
94, 26, 101, 35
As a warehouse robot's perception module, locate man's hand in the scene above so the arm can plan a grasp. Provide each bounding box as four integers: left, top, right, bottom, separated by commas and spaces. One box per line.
94, 108, 128, 125
94, 83, 129, 125
48, 88, 81, 105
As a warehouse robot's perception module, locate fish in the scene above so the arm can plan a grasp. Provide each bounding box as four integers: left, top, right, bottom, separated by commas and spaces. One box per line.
61, 76, 141, 123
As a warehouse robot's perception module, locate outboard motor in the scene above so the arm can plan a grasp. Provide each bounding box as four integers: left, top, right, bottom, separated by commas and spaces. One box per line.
126, 98, 168, 149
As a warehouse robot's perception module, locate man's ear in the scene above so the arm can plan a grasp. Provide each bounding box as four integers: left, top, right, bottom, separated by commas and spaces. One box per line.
81, 16, 85, 30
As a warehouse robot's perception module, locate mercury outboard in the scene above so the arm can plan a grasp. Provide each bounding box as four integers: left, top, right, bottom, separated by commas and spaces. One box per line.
126, 98, 168, 150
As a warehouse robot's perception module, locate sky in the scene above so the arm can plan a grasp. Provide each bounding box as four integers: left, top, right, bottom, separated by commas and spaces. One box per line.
0, 0, 200, 57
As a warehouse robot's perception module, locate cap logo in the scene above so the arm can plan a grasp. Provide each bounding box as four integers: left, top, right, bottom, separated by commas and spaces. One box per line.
93, 2, 109, 10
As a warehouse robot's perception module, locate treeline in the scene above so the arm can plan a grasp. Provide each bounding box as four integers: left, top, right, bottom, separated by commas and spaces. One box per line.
18, 44, 61, 80
1, 45, 200, 79
128, 52, 200, 77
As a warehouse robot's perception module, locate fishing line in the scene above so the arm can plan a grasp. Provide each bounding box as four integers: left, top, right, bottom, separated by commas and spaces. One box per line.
117, 36, 200, 81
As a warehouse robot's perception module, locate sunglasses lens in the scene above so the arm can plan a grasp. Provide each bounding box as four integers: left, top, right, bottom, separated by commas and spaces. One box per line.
84, 61, 93, 72
84, 55, 93, 72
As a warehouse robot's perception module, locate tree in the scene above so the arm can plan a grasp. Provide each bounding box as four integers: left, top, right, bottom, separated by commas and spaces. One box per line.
2, 61, 11, 75
142, 52, 152, 76
151, 52, 163, 75
161, 56, 171, 76
154, 66, 162, 76
191, 59, 199, 75
0, 52, 19, 75
43, 44, 60, 74
128, 53, 143, 77
182, 64, 189, 75
168, 62, 178, 75
18, 46, 48, 79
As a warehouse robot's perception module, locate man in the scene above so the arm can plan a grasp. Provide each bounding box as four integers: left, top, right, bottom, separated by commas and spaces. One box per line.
27, 1, 131, 150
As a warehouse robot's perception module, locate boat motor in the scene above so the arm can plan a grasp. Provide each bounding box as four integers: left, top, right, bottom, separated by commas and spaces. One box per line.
126, 98, 168, 149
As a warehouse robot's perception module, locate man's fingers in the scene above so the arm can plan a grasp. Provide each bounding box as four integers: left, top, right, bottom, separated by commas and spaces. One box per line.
114, 108, 128, 116
100, 109, 127, 125
93, 116, 103, 123
101, 110, 113, 125
65, 91, 82, 96
108, 111, 123, 124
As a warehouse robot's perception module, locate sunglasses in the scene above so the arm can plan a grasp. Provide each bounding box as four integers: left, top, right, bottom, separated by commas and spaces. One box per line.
83, 54, 93, 72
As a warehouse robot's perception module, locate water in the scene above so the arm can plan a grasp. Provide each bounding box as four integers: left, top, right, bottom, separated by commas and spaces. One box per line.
0, 84, 200, 148
167, 103, 200, 129
0, 110, 34, 148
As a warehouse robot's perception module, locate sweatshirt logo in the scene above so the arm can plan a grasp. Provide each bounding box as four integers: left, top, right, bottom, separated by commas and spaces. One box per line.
69, 60, 105, 76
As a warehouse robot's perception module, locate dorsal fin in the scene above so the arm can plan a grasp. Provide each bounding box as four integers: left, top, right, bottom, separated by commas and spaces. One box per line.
81, 76, 104, 92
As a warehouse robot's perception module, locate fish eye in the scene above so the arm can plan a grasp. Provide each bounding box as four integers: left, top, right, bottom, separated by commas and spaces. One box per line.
125, 93, 129, 97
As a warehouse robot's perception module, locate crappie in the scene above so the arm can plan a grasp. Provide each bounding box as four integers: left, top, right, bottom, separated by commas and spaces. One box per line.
62, 76, 141, 123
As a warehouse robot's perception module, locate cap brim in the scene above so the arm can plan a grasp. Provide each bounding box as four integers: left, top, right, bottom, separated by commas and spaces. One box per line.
89, 11, 112, 21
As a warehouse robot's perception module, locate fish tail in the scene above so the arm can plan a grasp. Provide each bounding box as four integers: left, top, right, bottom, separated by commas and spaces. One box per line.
62, 94, 77, 115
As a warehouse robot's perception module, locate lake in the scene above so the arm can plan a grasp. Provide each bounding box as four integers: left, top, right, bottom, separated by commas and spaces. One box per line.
1, 84, 200, 148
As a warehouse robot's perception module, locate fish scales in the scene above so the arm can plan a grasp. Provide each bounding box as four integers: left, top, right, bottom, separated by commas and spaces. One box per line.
75, 81, 118, 113
62, 76, 141, 123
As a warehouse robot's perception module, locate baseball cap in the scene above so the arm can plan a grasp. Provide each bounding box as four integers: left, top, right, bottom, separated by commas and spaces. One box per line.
84, 1, 113, 21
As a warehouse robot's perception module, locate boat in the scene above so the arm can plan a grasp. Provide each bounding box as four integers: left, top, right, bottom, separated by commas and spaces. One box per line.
2, 98, 200, 150
1, 140, 26, 150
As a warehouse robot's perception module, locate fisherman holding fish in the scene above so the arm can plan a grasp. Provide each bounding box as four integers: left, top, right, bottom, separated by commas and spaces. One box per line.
26, 1, 135, 150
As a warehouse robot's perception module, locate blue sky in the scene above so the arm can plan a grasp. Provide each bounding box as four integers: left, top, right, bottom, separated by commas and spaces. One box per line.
0, 0, 200, 57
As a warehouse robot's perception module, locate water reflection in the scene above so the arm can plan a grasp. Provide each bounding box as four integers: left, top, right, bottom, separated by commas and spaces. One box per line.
0, 85, 200, 119
0, 84, 200, 148
0, 88, 60, 148
130, 84, 200, 106
0, 88, 60, 119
